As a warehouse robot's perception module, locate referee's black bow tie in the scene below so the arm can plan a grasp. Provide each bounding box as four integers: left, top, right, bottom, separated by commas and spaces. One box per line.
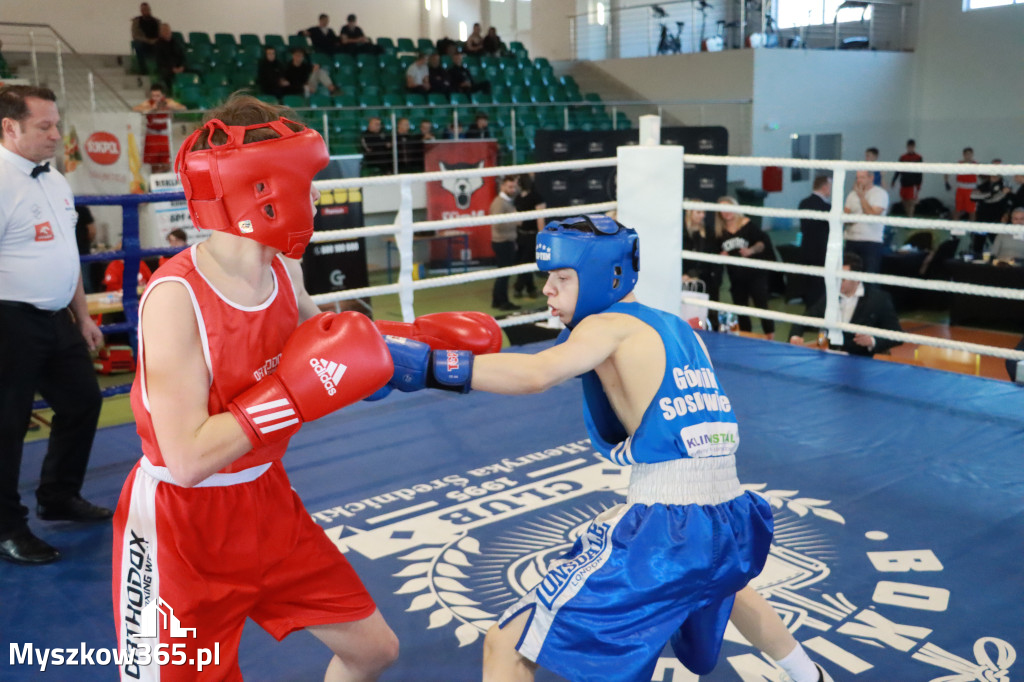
31, 162, 50, 178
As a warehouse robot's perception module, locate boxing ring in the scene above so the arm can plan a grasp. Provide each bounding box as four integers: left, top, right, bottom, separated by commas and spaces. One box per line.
5, 129, 1023, 681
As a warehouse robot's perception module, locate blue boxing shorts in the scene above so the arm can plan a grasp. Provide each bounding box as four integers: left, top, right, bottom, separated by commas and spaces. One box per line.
497, 455, 773, 682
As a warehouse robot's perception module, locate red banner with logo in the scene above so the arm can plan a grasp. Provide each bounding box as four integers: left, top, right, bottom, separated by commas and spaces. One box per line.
425, 140, 499, 262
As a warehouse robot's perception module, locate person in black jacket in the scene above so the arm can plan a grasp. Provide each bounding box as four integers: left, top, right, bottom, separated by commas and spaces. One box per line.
302, 14, 339, 54
798, 175, 832, 305
788, 251, 902, 357
716, 196, 775, 338
683, 205, 722, 330
257, 46, 287, 99
447, 52, 490, 95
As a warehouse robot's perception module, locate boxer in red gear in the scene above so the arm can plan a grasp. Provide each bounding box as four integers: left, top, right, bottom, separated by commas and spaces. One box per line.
375, 311, 503, 354
112, 95, 399, 681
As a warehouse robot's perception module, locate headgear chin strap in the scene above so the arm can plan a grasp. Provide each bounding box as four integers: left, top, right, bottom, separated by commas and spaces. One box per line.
535, 215, 640, 328
175, 117, 329, 258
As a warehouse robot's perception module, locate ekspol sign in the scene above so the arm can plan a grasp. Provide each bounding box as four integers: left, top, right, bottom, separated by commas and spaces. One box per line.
85, 131, 121, 165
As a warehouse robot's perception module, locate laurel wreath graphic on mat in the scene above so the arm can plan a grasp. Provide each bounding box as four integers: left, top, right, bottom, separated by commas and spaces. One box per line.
393, 535, 495, 647
743, 483, 846, 524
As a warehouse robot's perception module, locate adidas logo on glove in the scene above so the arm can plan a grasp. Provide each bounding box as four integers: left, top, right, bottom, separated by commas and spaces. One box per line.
309, 358, 347, 396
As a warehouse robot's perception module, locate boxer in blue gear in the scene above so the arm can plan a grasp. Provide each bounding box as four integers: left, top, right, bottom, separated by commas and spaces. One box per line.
468, 216, 831, 682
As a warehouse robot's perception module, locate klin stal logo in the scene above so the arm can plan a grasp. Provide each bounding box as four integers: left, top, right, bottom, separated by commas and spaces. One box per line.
85, 132, 121, 165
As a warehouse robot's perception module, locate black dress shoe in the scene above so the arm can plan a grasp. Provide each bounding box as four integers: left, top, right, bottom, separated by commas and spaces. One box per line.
0, 528, 61, 565
37, 496, 114, 522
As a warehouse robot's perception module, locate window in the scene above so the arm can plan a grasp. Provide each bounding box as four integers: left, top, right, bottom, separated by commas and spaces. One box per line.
964, 0, 1023, 8
777, 1, 873, 29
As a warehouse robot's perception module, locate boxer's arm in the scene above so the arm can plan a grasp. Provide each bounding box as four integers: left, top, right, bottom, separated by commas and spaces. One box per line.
471, 316, 620, 394
282, 255, 322, 323
142, 281, 252, 487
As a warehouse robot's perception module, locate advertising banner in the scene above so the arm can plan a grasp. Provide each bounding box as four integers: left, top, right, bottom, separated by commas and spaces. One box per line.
425, 140, 499, 263
64, 112, 148, 196
302, 183, 369, 296
534, 126, 729, 208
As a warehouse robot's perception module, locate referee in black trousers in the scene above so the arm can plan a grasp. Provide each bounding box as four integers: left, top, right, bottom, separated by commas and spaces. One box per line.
0, 85, 112, 566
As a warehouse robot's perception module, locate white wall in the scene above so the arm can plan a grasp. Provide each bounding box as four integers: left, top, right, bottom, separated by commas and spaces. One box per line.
911, 0, 1024, 199
531, 0, 575, 61
751, 49, 916, 214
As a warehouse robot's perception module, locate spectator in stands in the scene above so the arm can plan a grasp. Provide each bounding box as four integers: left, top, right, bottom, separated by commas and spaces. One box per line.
865, 146, 883, 188
683, 205, 722, 330
483, 27, 503, 55
513, 174, 546, 299
798, 175, 832, 305
133, 83, 185, 173
360, 116, 392, 175
717, 196, 775, 339
394, 117, 420, 174
891, 139, 923, 217
789, 251, 902, 357
843, 169, 889, 273
465, 23, 485, 55
419, 119, 436, 141
158, 228, 188, 267
1011, 174, 1024, 211
990, 207, 1024, 263
302, 14, 339, 54
405, 53, 430, 94
447, 52, 490, 95
339, 14, 375, 54
130, 2, 161, 75
283, 47, 338, 97
970, 160, 1013, 256
489, 175, 520, 311
944, 147, 978, 222
427, 53, 450, 96
103, 246, 153, 293
436, 37, 458, 57
465, 113, 492, 139
153, 22, 184, 93
257, 46, 288, 100
443, 121, 464, 139
75, 206, 98, 293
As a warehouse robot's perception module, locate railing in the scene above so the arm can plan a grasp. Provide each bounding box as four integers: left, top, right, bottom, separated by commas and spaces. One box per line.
568, 0, 913, 60
167, 97, 754, 171
0, 21, 131, 112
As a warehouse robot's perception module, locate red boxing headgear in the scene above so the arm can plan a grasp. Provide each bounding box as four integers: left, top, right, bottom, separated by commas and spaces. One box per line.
175, 117, 329, 258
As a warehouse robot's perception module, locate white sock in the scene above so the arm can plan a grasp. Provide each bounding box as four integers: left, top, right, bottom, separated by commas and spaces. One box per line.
775, 643, 819, 682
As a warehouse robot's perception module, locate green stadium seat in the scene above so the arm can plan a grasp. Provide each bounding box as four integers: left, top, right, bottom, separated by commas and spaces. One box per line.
311, 52, 332, 68
509, 85, 530, 103
281, 94, 307, 108
202, 71, 230, 87
450, 92, 469, 106
427, 92, 449, 106
239, 34, 260, 48
236, 43, 261, 64
356, 54, 380, 70
177, 85, 202, 108
255, 93, 279, 105
288, 34, 311, 50
334, 94, 359, 108
377, 37, 396, 51
359, 93, 383, 107
171, 31, 186, 48
309, 93, 333, 108
264, 35, 286, 50
396, 38, 416, 53
404, 93, 428, 107
332, 53, 356, 70
188, 32, 212, 46
214, 33, 235, 46
417, 38, 435, 53
173, 72, 200, 89
381, 92, 405, 108
491, 84, 510, 102
230, 69, 256, 89
509, 41, 527, 56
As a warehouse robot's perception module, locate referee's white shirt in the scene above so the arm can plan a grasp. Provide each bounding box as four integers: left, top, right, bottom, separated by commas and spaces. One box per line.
0, 144, 80, 311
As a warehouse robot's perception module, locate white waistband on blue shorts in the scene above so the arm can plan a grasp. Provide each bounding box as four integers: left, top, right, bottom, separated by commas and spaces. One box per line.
139, 457, 272, 488
626, 455, 742, 507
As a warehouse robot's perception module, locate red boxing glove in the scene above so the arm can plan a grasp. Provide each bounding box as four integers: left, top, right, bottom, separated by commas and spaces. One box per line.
376, 311, 502, 355
229, 312, 393, 447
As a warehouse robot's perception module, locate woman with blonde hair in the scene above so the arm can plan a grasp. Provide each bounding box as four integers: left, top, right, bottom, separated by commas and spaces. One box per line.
715, 196, 775, 338
684, 204, 722, 329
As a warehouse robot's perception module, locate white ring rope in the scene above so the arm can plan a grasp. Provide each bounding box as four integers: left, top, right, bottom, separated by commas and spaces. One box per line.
303, 151, 1021, 366
686, 297, 1024, 363
313, 157, 618, 190
683, 154, 1024, 175
682, 200, 1023, 236
681, 250, 1024, 301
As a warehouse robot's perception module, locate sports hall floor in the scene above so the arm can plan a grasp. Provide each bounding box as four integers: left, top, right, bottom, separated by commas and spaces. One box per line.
6, 273, 1023, 681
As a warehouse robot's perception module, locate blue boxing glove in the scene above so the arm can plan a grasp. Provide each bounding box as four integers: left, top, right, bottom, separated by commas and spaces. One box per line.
384, 336, 474, 394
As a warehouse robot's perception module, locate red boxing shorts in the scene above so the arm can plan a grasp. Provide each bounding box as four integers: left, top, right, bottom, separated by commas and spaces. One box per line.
899, 185, 919, 202
956, 188, 976, 214
113, 459, 376, 681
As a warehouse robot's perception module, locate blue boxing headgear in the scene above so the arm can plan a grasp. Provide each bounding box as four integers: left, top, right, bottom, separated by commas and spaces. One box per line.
535, 215, 639, 328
